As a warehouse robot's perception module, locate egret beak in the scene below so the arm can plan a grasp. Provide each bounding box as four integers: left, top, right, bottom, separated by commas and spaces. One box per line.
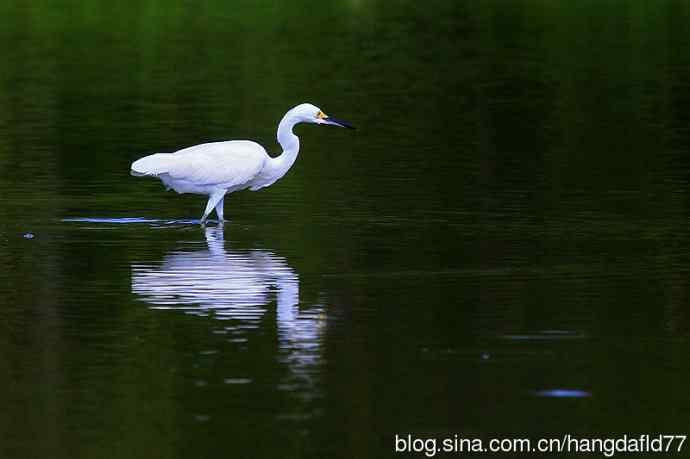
324, 117, 355, 130
317, 111, 355, 129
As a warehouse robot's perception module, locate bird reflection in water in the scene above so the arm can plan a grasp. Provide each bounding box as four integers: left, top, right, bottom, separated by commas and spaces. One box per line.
131, 226, 325, 387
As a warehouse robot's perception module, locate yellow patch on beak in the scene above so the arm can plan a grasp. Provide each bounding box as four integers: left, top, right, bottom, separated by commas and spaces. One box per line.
317, 111, 328, 119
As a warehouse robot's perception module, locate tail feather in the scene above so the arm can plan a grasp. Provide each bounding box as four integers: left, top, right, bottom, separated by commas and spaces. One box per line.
131, 153, 172, 177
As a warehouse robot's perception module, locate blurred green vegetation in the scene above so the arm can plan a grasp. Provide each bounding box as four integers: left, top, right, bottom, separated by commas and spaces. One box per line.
0, 0, 689, 222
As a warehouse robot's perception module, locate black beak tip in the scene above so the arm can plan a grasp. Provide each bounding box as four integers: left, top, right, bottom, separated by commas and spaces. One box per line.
329, 117, 355, 130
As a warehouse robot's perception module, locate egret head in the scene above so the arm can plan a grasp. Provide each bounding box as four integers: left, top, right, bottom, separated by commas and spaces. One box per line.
290, 103, 355, 129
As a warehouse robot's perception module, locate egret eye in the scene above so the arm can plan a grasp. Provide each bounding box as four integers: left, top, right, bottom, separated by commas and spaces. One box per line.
317, 111, 327, 119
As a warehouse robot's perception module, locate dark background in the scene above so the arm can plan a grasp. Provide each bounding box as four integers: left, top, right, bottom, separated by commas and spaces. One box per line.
1, 1, 689, 458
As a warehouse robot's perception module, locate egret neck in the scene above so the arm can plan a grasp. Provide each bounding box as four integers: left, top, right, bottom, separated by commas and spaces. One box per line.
269, 110, 301, 180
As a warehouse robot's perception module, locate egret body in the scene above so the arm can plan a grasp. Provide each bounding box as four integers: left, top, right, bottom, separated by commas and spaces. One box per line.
131, 103, 353, 223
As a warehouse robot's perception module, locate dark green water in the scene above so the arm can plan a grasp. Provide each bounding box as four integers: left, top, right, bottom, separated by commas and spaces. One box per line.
1, 1, 690, 458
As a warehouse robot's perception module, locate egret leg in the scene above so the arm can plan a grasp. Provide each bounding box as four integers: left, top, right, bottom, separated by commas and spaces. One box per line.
200, 191, 225, 224
214, 196, 225, 222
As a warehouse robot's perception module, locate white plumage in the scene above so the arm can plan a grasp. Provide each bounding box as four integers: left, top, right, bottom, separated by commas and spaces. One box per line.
131, 103, 353, 223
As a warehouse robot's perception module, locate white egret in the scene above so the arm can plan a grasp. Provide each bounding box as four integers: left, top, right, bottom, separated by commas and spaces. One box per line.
131, 103, 354, 223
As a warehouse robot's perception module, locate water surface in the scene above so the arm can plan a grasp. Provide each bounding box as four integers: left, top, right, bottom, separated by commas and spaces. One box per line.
1, 1, 690, 458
